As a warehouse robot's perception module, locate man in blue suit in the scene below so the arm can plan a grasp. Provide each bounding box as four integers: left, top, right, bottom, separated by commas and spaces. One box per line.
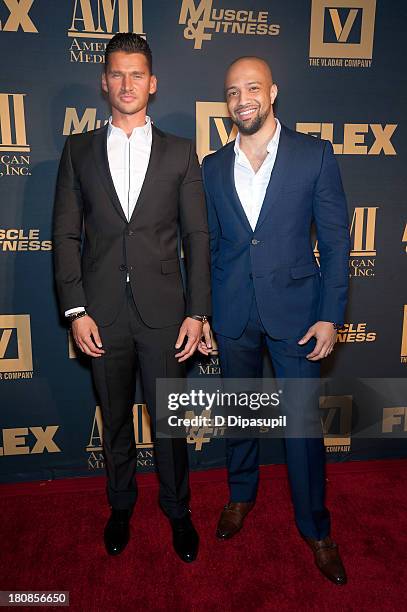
200, 57, 350, 585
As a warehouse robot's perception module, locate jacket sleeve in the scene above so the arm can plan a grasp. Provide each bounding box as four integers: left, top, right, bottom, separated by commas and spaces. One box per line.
52, 136, 86, 315
313, 140, 350, 326
179, 141, 211, 317
201, 155, 220, 273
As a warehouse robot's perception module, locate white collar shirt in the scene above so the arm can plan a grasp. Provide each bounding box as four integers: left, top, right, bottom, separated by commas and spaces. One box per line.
107, 115, 152, 222
233, 118, 281, 231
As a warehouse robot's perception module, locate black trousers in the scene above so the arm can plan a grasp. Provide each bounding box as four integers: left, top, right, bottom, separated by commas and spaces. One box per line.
91, 285, 189, 519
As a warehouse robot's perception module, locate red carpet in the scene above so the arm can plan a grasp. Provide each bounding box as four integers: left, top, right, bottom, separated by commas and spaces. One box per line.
1, 460, 406, 611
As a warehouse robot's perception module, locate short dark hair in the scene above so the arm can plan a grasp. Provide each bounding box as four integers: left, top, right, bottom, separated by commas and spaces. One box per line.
105, 33, 152, 73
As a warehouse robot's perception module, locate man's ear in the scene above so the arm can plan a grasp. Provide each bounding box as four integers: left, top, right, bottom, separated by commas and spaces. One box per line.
101, 70, 108, 94
270, 83, 278, 105
149, 74, 157, 95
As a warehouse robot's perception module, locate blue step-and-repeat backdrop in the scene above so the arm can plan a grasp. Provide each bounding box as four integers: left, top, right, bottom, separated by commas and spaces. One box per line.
0, 1, 406, 482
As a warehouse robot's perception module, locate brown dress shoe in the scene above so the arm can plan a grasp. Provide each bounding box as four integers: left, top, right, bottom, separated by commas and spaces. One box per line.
302, 535, 347, 585
216, 502, 255, 540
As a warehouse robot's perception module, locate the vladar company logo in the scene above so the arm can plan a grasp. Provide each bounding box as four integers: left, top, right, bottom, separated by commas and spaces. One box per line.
86, 404, 153, 469
320, 395, 352, 453
196, 102, 237, 164
0, 93, 31, 177
179, 0, 280, 50
309, 0, 376, 68
0, 0, 38, 33
67, 0, 144, 63
0, 315, 33, 380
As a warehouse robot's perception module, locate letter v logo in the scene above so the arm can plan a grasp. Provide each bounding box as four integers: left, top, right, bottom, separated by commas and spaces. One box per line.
328, 8, 358, 42
309, 0, 376, 60
0, 328, 12, 358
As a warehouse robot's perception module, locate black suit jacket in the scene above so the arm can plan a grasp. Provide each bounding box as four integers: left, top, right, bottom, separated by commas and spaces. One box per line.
53, 124, 211, 328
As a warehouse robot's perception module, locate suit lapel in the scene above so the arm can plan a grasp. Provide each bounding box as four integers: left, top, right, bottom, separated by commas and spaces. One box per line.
91, 125, 127, 223
222, 145, 253, 234
222, 125, 295, 234
91, 124, 166, 225
129, 125, 166, 224
254, 125, 295, 232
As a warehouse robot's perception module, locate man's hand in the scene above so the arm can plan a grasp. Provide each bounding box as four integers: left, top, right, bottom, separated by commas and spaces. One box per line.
197, 320, 213, 356
298, 321, 337, 361
175, 317, 203, 362
71, 315, 105, 358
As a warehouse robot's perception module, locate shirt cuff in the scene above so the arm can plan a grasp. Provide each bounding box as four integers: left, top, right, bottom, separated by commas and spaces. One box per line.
65, 307, 85, 317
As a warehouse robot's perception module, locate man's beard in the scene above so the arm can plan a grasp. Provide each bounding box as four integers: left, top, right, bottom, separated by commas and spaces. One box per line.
233, 108, 268, 135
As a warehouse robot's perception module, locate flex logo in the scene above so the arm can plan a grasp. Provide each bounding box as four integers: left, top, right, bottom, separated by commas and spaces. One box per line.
296, 123, 397, 155
0, 0, 37, 33
0, 315, 33, 377
0, 426, 60, 456
196, 102, 237, 163
309, 0, 376, 68
382, 408, 407, 433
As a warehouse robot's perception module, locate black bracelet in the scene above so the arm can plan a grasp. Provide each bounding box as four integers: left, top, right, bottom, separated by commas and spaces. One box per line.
190, 315, 208, 323
67, 310, 87, 325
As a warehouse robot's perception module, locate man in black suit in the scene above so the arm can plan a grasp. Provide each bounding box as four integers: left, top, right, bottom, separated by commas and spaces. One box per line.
53, 33, 211, 562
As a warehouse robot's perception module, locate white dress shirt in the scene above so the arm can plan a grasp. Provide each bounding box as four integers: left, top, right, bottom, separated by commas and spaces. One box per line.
65, 116, 152, 317
234, 118, 281, 231
107, 115, 152, 221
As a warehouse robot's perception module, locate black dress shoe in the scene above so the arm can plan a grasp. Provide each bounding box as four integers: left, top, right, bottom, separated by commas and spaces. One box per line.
104, 509, 131, 556
170, 513, 199, 563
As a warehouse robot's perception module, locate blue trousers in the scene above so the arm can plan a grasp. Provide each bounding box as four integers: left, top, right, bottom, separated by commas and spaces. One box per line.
216, 293, 331, 539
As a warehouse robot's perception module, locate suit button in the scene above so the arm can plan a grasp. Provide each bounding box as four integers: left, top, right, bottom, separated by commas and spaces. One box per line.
119, 264, 127, 272
251, 239, 260, 245
128, 230, 134, 236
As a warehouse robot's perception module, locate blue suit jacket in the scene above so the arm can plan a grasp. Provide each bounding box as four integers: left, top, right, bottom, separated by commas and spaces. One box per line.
202, 124, 350, 340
